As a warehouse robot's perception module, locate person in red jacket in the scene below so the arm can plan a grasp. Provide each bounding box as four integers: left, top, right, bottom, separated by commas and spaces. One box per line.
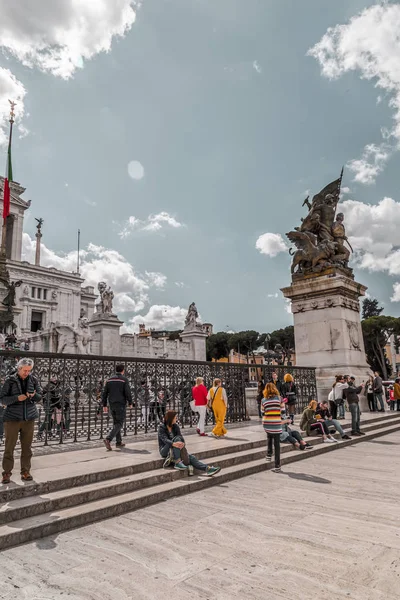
192, 377, 208, 436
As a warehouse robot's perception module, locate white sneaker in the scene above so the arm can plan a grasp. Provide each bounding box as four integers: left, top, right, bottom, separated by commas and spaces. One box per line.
330, 437, 339, 442
323, 438, 335, 443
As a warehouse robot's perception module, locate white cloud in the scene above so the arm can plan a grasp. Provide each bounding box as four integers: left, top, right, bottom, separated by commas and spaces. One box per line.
119, 212, 184, 238
0, 0, 140, 79
391, 283, 400, 303
0, 68, 26, 146
347, 143, 391, 185
252, 60, 262, 74
284, 299, 292, 315
175, 281, 185, 288
126, 305, 187, 333
267, 293, 279, 299
341, 187, 351, 194
145, 271, 167, 289
256, 232, 288, 257
21, 232, 166, 315
308, 3, 400, 182
127, 160, 145, 180
338, 196, 400, 301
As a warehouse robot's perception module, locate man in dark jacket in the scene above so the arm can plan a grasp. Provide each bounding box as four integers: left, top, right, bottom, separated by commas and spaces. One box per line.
1, 357, 42, 484
373, 372, 385, 412
344, 376, 365, 436
102, 364, 133, 450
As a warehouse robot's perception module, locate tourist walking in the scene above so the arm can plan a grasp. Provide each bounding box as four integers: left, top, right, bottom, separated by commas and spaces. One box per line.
1, 358, 42, 484
281, 373, 297, 424
207, 379, 228, 438
102, 364, 133, 450
192, 377, 208, 435
365, 376, 376, 412
344, 376, 365, 436
300, 401, 337, 443
394, 378, 400, 411
262, 383, 282, 472
373, 371, 385, 412
158, 410, 221, 476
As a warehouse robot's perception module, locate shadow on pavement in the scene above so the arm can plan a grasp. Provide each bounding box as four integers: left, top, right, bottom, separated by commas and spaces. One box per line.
284, 472, 331, 484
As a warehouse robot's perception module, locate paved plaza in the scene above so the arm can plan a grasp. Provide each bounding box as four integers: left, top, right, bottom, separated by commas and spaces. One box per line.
1, 429, 399, 600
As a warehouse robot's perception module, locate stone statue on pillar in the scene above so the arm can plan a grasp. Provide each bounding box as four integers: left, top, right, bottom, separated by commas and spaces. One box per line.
96, 281, 114, 314
286, 170, 353, 277
181, 302, 207, 360
35, 218, 43, 267
184, 302, 200, 330
281, 169, 370, 407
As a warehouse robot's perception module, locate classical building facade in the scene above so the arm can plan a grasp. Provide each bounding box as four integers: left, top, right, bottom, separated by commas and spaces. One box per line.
0, 177, 208, 361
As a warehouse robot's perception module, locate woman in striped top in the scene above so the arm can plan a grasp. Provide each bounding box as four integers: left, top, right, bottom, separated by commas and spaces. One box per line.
262, 383, 282, 473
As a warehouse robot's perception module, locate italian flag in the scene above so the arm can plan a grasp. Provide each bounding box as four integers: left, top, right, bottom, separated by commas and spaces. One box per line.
3, 126, 13, 221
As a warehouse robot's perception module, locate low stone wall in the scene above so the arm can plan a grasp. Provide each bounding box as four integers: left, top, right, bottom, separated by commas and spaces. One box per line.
245, 388, 259, 417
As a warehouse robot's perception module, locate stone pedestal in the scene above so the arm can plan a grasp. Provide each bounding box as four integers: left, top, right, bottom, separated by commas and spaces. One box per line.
89, 313, 123, 357
180, 327, 207, 362
281, 269, 371, 408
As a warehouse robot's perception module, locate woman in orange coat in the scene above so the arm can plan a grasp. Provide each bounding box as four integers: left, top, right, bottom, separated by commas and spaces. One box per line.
207, 378, 228, 438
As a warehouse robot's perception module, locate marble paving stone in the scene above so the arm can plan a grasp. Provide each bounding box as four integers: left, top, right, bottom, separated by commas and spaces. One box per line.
1, 430, 400, 599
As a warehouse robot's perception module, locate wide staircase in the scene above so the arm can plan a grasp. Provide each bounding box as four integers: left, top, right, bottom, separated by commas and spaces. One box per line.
0, 412, 399, 550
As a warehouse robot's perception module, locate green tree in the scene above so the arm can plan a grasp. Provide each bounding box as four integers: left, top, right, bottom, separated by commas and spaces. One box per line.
206, 332, 231, 361
267, 326, 295, 365
361, 316, 400, 379
362, 298, 384, 320
227, 330, 259, 358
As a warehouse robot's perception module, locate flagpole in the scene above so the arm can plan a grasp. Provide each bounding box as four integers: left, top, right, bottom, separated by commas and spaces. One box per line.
77, 229, 81, 274
1, 101, 16, 258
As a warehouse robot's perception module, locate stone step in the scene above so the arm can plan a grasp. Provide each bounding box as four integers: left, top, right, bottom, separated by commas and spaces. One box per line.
0, 435, 268, 504
0, 418, 399, 551
1, 414, 398, 524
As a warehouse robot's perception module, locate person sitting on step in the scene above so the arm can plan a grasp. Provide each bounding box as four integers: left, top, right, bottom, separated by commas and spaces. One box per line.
158, 410, 221, 477
316, 401, 352, 440
299, 400, 337, 443
280, 400, 313, 451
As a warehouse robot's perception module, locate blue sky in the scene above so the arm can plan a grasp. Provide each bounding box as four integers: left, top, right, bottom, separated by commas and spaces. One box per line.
1, 0, 400, 333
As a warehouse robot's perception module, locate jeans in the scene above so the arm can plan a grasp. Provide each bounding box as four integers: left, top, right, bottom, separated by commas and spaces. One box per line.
267, 433, 281, 468
374, 393, 385, 412
329, 401, 338, 420
284, 430, 303, 445
160, 436, 207, 471
325, 418, 344, 437
349, 403, 361, 433
106, 405, 126, 444
367, 393, 376, 411
257, 399, 262, 419
196, 405, 207, 433
338, 402, 345, 419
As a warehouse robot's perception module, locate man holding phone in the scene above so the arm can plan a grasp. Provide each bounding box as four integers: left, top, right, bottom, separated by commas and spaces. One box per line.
1, 357, 42, 484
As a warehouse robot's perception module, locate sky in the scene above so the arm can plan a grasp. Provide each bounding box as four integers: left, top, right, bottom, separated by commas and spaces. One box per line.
1, 0, 400, 334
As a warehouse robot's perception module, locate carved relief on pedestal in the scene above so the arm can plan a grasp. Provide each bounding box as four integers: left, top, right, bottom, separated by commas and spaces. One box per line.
346, 320, 361, 351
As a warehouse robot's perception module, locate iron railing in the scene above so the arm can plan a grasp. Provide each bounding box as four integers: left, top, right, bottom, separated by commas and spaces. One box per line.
0, 351, 317, 446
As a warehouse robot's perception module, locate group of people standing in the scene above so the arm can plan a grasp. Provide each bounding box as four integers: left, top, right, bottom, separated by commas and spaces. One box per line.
260, 371, 371, 473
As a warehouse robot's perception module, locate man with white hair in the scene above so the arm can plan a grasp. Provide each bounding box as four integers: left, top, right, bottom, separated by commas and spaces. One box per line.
0, 358, 42, 484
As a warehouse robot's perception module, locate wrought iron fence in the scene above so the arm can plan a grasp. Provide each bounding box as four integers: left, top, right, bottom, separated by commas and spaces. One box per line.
0, 351, 317, 447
